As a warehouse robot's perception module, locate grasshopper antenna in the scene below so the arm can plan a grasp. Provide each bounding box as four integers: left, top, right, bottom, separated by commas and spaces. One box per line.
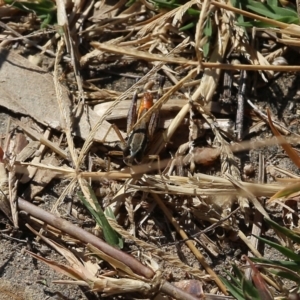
157, 75, 166, 99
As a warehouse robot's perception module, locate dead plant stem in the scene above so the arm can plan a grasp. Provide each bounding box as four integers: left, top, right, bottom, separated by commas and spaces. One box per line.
151, 193, 228, 295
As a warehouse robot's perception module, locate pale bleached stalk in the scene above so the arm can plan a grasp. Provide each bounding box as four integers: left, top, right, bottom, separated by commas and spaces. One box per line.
195, 0, 210, 62
90, 42, 300, 71
53, 39, 78, 166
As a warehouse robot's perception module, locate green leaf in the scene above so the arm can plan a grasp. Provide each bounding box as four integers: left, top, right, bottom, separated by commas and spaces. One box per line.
242, 277, 261, 300
237, 20, 276, 27
203, 43, 210, 58
179, 22, 196, 31
233, 0, 247, 24
3, 0, 56, 28
264, 218, 300, 244
250, 258, 300, 284
266, 5, 298, 18
245, 0, 298, 19
203, 18, 212, 58
232, 0, 249, 38
40, 13, 52, 29
251, 258, 300, 272
4, 0, 56, 15
246, 4, 278, 19
125, 0, 136, 7
220, 276, 245, 300
78, 187, 123, 249
237, 0, 299, 26
275, 16, 299, 24
204, 18, 212, 36
271, 269, 300, 283
254, 235, 300, 262
267, 0, 277, 7
232, 264, 245, 283
104, 207, 124, 249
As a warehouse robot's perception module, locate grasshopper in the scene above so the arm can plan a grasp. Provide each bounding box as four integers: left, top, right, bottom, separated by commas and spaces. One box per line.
123, 76, 165, 166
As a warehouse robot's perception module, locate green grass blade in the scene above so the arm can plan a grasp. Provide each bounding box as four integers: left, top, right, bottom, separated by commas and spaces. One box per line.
250, 258, 300, 283
246, 0, 298, 18
251, 258, 300, 272
104, 207, 124, 249
4, 0, 56, 14
254, 235, 300, 261
237, 20, 276, 27
179, 22, 196, 31
242, 277, 261, 300
203, 18, 212, 58
232, 264, 245, 283
270, 269, 300, 283
265, 4, 298, 18
220, 276, 244, 300
246, 3, 277, 19
275, 16, 299, 24
78, 187, 123, 249
264, 218, 300, 244
267, 0, 277, 7
242, 0, 299, 24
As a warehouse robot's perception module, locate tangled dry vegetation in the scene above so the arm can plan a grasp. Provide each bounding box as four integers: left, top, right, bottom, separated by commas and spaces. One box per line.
1, 0, 300, 299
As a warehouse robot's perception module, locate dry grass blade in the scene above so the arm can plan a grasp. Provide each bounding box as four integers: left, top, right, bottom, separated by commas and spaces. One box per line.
56, 0, 84, 102
140, 174, 284, 197
27, 223, 99, 276
88, 244, 147, 279
137, 0, 197, 36
53, 39, 78, 167
238, 230, 263, 258
0, 159, 11, 222
225, 174, 270, 219
268, 181, 300, 203
107, 217, 208, 280
91, 41, 198, 66
16, 161, 75, 175
90, 42, 300, 71
267, 108, 300, 169
12, 119, 68, 159
80, 170, 132, 180
247, 100, 291, 135
8, 161, 18, 227
26, 250, 89, 284
151, 193, 228, 295
50, 177, 77, 215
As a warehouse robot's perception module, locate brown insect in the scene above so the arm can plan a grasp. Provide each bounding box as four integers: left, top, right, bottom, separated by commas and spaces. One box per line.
122, 76, 165, 166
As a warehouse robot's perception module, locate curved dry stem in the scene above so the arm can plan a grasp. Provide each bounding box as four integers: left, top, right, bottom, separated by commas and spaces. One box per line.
17, 197, 154, 279
151, 193, 228, 295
